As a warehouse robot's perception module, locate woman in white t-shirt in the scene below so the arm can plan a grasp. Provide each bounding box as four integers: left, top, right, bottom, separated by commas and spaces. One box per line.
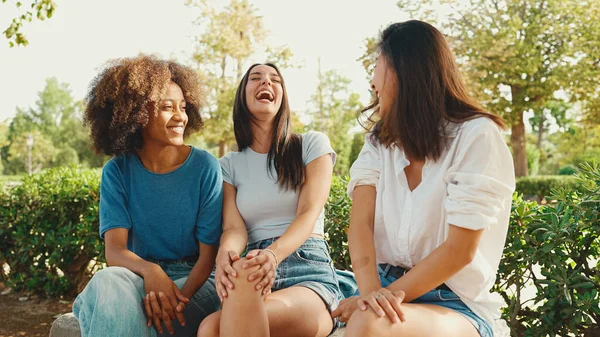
197, 63, 343, 337
332, 20, 515, 337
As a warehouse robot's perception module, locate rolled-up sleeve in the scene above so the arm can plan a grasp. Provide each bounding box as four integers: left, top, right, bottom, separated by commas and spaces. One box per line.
348, 133, 381, 200
444, 121, 516, 230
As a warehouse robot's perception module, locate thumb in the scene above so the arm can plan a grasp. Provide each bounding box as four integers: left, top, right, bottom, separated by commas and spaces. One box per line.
173, 284, 190, 303
229, 250, 240, 261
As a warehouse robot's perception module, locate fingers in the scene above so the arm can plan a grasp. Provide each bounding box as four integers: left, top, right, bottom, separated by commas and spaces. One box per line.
143, 295, 153, 327
223, 262, 238, 278
256, 269, 275, 292
220, 270, 235, 290
391, 290, 406, 322
245, 249, 260, 259
215, 280, 225, 302
161, 309, 175, 335
331, 306, 341, 318
173, 286, 190, 304
261, 271, 275, 295
149, 292, 164, 334
366, 294, 386, 318
248, 261, 271, 282
158, 292, 177, 321
377, 291, 400, 323
243, 254, 266, 268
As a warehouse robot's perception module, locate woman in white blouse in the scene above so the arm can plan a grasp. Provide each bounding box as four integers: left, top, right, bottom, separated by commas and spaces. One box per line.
332, 20, 515, 337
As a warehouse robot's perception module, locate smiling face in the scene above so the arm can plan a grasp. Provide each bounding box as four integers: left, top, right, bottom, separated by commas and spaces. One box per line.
142, 81, 188, 147
370, 54, 398, 118
244, 64, 284, 121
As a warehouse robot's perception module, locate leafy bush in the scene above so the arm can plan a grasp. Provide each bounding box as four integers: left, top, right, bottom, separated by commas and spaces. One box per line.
324, 176, 352, 270
496, 163, 600, 336
1, 165, 103, 297
515, 175, 581, 202
558, 165, 578, 175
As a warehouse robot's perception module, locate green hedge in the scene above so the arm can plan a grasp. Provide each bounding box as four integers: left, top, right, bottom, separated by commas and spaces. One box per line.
0, 166, 103, 297
515, 175, 581, 202
1, 166, 598, 336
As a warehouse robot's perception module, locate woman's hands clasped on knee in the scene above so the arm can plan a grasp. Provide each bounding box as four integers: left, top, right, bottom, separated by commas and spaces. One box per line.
242, 249, 278, 296
358, 288, 406, 323
215, 249, 241, 301
142, 265, 189, 335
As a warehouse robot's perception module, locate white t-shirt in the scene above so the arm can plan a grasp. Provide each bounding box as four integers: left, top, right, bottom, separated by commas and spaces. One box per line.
348, 117, 515, 326
220, 131, 336, 244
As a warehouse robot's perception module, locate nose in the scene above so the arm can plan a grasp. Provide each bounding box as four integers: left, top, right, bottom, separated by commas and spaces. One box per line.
261, 77, 272, 86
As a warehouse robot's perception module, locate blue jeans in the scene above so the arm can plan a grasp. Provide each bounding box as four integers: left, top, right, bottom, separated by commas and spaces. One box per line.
73, 261, 220, 337
375, 264, 493, 337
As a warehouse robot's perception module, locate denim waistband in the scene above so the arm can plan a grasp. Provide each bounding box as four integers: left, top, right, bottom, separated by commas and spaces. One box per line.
378, 263, 451, 292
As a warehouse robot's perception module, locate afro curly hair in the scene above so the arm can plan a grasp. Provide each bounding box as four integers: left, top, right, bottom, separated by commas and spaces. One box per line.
84, 54, 205, 156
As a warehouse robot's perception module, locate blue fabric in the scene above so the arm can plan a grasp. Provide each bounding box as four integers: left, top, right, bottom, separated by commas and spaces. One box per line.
99, 146, 223, 261
73, 264, 220, 337
374, 264, 494, 337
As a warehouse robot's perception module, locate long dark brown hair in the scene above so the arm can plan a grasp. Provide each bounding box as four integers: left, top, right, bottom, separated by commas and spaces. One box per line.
364, 20, 505, 161
233, 63, 304, 191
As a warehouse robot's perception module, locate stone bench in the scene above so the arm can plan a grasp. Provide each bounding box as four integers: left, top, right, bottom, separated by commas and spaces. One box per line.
49, 313, 347, 337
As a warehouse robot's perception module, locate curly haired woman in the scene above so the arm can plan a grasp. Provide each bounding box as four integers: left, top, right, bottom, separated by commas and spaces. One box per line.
73, 54, 222, 337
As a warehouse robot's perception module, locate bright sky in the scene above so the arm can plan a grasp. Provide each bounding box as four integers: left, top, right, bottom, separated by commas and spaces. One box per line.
0, 0, 407, 122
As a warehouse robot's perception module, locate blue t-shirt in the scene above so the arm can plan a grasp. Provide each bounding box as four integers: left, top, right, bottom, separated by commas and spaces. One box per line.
99, 147, 223, 261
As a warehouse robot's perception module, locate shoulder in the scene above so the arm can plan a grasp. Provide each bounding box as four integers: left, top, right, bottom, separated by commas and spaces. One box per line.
302, 130, 330, 144
102, 155, 128, 177
218, 150, 244, 167
188, 147, 221, 177
459, 117, 503, 139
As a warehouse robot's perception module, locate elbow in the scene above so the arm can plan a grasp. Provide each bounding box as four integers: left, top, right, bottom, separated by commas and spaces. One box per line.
445, 242, 476, 267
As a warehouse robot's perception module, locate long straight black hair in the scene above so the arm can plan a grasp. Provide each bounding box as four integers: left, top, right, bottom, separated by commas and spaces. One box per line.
233, 63, 304, 191
364, 20, 505, 161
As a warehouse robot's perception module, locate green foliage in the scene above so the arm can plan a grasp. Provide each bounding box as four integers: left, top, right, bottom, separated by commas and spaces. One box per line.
348, 132, 365, 172
516, 175, 580, 202
558, 165, 578, 176
324, 176, 351, 270
2, 0, 57, 47
307, 62, 362, 176
495, 163, 600, 336
526, 143, 540, 176
1, 166, 103, 297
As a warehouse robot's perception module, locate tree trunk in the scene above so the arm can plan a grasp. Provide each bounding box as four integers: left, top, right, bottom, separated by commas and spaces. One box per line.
219, 141, 228, 158
537, 111, 545, 149
511, 112, 529, 177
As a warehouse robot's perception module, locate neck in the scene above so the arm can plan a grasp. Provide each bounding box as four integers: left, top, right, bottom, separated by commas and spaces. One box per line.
137, 140, 190, 173
250, 119, 274, 154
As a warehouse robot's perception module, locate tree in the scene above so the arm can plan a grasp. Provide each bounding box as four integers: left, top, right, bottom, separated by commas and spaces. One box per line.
2, 0, 57, 47
529, 100, 571, 149
307, 60, 362, 175
368, 0, 600, 177
189, 0, 298, 157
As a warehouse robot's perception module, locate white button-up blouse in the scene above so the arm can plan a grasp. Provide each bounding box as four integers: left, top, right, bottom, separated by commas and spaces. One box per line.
348, 117, 516, 326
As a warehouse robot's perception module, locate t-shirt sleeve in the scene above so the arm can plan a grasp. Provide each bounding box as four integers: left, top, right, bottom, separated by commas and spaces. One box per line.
303, 131, 336, 166
219, 154, 234, 186
444, 120, 516, 230
196, 154, 224, 246
99, 160, 132, 239
347, 133, 380, 200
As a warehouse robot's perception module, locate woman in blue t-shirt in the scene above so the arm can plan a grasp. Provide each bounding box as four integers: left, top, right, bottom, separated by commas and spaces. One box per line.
73, 55, 222, 337
197, 63, 343, 337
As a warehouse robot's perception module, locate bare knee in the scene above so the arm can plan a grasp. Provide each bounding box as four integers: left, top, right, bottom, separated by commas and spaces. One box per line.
345, 309, 384, 337
230, 258, 261, 289
197, 312, 220, 337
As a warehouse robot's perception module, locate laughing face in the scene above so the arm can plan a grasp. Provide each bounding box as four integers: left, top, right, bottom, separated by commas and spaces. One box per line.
142, 81, 188, 147
244, 64, 284, 121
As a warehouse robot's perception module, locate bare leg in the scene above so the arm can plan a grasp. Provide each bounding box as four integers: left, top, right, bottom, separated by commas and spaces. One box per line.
344, 303, 479, 337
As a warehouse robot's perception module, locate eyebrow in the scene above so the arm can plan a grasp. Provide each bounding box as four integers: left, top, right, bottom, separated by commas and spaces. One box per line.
160, 98, 186, 103
250, 71, 280, 77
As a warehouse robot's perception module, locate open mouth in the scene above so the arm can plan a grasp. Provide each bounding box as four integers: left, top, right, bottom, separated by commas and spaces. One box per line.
255, 90, 274, 103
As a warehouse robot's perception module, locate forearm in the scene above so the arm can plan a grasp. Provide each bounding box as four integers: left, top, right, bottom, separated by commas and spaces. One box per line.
105, 246, 159, 278
180, 253, 215, 298
348, 217, 381, 295
266, 210, 319, 262
385, 241, 472, 302
348, 185, 381, 295
219, 227, 248, 256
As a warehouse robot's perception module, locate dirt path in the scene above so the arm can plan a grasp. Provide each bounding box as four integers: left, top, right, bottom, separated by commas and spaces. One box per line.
0, 284, 73, 337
